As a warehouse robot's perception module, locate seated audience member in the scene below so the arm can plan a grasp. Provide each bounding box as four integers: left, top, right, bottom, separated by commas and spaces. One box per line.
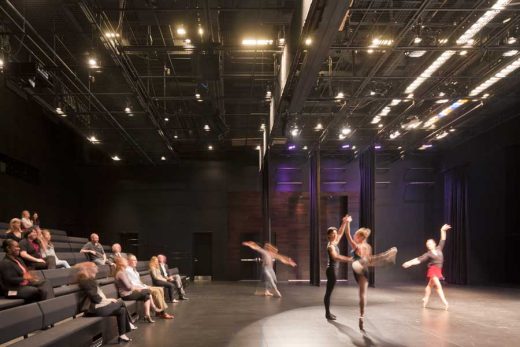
32, 212, 40, 227
40, 229, 70, 268
20, 210, 33, 230
0, 239, 54, 302
75, 262, 134, 342
126, 254, 173, 319
108, 243, 127, 264
157, 254, 188, 300
113, 257, 158, 323
5, 218, 23, 242
81, 233, 108, 265
19, 227, 55, 270
150, 256, 180, 303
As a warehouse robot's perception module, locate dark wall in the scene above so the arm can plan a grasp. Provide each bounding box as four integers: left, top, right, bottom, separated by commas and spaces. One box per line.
0, 83, 83, 230
78, 160, 261, 280
439, 116, 520, 285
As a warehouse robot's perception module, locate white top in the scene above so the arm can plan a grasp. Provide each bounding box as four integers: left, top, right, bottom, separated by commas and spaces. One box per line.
125, 267, 147, 289
21, 218, 33, 229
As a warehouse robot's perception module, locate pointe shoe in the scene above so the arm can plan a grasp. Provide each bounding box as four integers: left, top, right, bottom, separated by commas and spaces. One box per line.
325, 313, 336, 320
273, 290, 282, 298
444, 303, 449, 311
144, 315, 155, 323
422, 297, 429, 308
358, 317, 365, 331
264, 291, 274, 296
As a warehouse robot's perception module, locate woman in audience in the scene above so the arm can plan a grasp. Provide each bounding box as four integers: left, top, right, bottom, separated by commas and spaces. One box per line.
114, 256, 157, 323
149, 256, 179, 303
32, 212, 40, 227
0, 239, 54, 302
19, 227, 55, 270
21, 210, 35, 230
40, 229, 70, 268
5, 218, 23, 242
75, 262, 134, 343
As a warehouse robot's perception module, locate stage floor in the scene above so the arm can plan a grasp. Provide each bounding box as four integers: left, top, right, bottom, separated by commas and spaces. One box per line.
129, 281, 520, 347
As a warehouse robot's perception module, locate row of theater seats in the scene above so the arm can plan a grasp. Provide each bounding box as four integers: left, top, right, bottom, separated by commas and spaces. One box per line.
0, 224, 153, 346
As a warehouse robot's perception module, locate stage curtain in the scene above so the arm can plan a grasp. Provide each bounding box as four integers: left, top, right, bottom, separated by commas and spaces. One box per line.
309, 148, 321, 286
359, 148, 375, 286
444, 166, 468, 285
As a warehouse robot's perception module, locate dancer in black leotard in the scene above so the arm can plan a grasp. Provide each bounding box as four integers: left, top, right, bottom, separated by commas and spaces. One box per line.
324, 215, 353, 320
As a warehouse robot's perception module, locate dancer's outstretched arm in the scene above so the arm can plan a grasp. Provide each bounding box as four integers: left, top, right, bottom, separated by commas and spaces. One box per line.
438, 224, 451, 250
273, 253, 297, 267
242, 241, 262, 252
345, 222, 358, 251
334, 215, 352, 245
328, 245, 353, 263
402, 257, 421, 268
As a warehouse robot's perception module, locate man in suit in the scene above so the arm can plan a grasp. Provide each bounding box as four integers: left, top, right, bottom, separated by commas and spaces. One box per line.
157, 254, 188, 300
0, 239, 54, 302
108, 243, 127, 264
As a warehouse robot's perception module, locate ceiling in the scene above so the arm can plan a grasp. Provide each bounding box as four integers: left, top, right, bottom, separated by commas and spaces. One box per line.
1, 0, 520, 164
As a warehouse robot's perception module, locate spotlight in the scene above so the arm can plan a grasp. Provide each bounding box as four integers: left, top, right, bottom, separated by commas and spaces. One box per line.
414, 37, 422, 44
164, 117, 169, 122
174, 135, 178, 139
374, 145, 382, 150
208, 145, 213, 150
290, 128, 299, 137
335, 92, 345, 99
88, 58, 99, 68
341, 127, 351, 135
204, 124, 211, 131
195, 93, 201, 99
124, 107, 131, 113
352, 145, 356, 149
304, 37, 312, 46
338, 134, 346, 140
111, 155, 121, 161
341, 144, 350, 149
288, 145, 296, 150
255, 145, 261, 150
88, 136, 100, 144
198, 27, 204, 36
302, 146, 308, 150
161, 156, 166, 161
314, 123, 323, 131
177, 27, 186, 36
507, 37, 517, 44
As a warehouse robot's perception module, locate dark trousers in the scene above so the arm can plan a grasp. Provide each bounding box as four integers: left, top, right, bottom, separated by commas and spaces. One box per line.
87, 300, 131, 336
153, 279, 176, 301
8, 280, 54, 303
26, 256, 56, 270
122, 289, 150, 302
324, 267, 337, 315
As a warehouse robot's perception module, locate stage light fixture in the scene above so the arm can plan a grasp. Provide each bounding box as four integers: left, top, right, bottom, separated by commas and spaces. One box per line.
88, 136, 100, 144
378, 123, 383, 128
389, 130, 401, 139
507, 37, 517, 44
304, 37, 312, 46
469, 56, 520, 96
164, 117, 169, 122
338, 134, 346, 140
352, 145, 356, 150
288, 145, 296, 150
290, 127, 299, 137
335, 92, 344, 99
371, 38, 394, 47
414, 37, 422, 44
174, 135, 178, 139
195, 93, 201, 99
303, 146, 308, 150
256, 145, 261, 150
438, 38, 448, 45
242, 39, 274, 46
0, 59, 4, 68
111, 155, 121, 161
407, 50, 427, 58
503, 50, 518, 57
204, 124, 211, 131
88, 58, 99, 68
342, 144, 350, 149
161, 156, 166, 161
419, 144, 433, 150
314, 122, 323, 131
341, 127, 351, 135
198, 26, 204, 36
374, 145, 382, 149
208, 145, 213, 150
436, 131, 449, 140
177, 27, 186, 36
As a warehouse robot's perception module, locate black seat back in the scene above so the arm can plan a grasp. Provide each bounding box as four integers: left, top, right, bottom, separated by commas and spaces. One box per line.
56, 252, 77, 266
53, 242, 71, 252
0, 303, 43, 344
101, 283, 118, 299
42, 268, 75, 287
37, 292, 83, 327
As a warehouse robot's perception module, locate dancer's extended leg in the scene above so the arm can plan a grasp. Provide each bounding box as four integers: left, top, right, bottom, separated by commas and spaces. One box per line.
423, 279, 433, 308
324, 267, 337, 319
432, 276, 448, 310
358, 275, 368, 330
264, 267, 281, 297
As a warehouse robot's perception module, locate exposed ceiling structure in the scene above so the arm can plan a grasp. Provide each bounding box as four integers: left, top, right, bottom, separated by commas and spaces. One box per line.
1, 0, 520, 164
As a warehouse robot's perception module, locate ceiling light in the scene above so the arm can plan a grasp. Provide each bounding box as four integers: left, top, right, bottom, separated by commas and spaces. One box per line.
456, 0, 512, 45
111, 155, 121, 161
419, 144, 433, 150
255, 145, 261, 150
424, 115, 440, 128
352, 145, 356, 149
242, 39, 274, 46
0, 59, 4, 68
401, 117, 422, 130
404, 51, 456, 94
56, 107, 63, 114
503, 17, 511, 23
195, 93, 201, 99
279, 38, 285, 45
341, 127, 351, 135
379, 106, 391, 116
370, 91, 376, 96
164, 117, 169, 122
338, 134, 346, 140
367, 49, 374, 54
184, 39, 191, 44
389, 130, 401, 139
449, 128, 456, 132
208, 145, 213, 150
266, 91, 272, 99
174, 135, 178, 139
482, 93, 490, 99
414, 37, 422, 44
304, 37, 312, 46
503, 50, 518, 57
288, 145, 296, 150
314, 122, 323, 131
161, 156, 166, 161
438, 38, 448, 45
204, 124, 211, 131
439, 92, 446, 97
260, 123, 266, 131
408, 50, 426, 58
302, 146, 308, 150
459, 50, 468, 56
88, 136, 100, 144
374, 145, 382, 150
507, 37, 517, 44
290, 128, 299, 137
378, 123, 383, 128
436, 131, 449, 140
439, 99, 468, 117
88, 58, 98, 68
390, 99, 402, 106
124, 107, 131, 113
177, 27, 186, 36
466, 39, 475, 46
436, 99, 449, 104
371, 116, 381, 124
341, 144, 350, 149
335, 92, 345, 99
469, 56, 520, 96
198, 27, 204, 36
105, 32, 120, 39
371, 38, 394, 47
398, 146, 402, 150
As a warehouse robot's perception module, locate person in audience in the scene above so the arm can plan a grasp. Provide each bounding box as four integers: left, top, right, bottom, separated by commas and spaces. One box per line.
126, 254, 173, 319
157, 254, 189, 300
20, 210, 33, 230
5, 218, 23, 242
108, 243, 127, 264
149, 256, 179, 303
19, 227, 55, 270
114, 256, 158, 322
32, 212, 40, 227
75, 262, 135, 343
80, 233, 108, 265
40, 229, 70, 268
0, 239, 54, 302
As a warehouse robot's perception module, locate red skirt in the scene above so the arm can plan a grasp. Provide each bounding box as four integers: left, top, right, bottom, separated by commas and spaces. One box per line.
426, 265, 444, 280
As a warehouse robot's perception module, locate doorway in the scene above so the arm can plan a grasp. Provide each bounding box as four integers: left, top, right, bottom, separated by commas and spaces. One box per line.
192, 233, 212, 278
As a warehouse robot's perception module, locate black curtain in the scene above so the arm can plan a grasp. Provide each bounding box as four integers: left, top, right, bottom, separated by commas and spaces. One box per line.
262, 149, 271, 244
359, 148, 375, 287
443, 166, 468, 285
309, 147, 321, 286
504, 145, 520, 283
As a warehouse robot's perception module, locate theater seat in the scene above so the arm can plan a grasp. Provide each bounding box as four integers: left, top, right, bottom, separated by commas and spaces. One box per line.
102, 283, 138, 316
141, 274, 153, 286
68, 243, 83, 252
0, 303, 43, 344
53, 242, 71, 252
56, 252, 77, 266
0, 297, 25, 310
50, 234, 69, 242
68, 236, 88, 244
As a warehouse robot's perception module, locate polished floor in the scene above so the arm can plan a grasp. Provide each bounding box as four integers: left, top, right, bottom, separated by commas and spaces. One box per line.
128, 281, 520, 347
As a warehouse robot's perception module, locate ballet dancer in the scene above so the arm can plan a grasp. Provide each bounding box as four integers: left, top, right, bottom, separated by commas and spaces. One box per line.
402, 224, 451, 310
242, 241, 296, 298
324, 215, 354, 320
346, 226, 397, 330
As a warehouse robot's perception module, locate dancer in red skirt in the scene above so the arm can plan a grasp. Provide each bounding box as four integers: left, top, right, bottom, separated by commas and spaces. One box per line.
402, 224, 451, 310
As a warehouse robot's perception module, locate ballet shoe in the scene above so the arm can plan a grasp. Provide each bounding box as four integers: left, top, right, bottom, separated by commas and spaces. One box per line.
358, 317, 365, 331
264, 291, 274, 296
118, 336, 132, 343
273, 290, 282, 298
422, 297, 429, 308
325, 313, 336, 320
444, 303, 449, 311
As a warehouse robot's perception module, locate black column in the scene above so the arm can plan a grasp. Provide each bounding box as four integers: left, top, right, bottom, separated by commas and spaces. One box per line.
359, 147, 375, 287
262, 149, 271, 244
309, 146, 321, 286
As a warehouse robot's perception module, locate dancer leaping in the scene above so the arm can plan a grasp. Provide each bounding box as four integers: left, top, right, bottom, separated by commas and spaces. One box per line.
402, 224, 451, 310
242, 241, 296, 298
